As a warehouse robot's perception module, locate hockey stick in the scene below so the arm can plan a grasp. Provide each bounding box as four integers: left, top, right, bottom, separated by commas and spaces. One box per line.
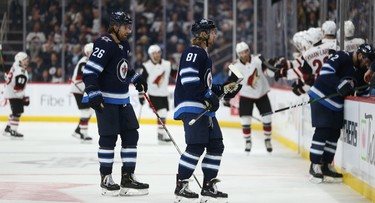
143, 92, 202, 188
261, 83, 374, 116
0, 44, 5, 73
189, 64, 244, 125
137, 102, 143, 123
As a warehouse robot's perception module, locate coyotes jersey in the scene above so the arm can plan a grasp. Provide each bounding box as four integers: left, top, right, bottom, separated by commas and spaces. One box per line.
343, 38, 365, 52
141, 59, 171, 97
234, 55, 270, 99
4, 64, 28, 99
70, 56, 88, 94
302, 41, 337, 75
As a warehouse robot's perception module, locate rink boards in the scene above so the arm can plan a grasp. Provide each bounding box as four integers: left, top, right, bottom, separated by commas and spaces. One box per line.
0, 83, 374, 201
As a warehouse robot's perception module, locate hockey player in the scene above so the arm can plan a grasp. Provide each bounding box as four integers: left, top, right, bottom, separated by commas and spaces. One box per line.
82, 11, 149, 196
3, 52, 29, 139
337, 20, 365, 52
138, 44, 172, 143
233, 42, 273, 153
173, 18, 240, 202
321, 20, 338, 46
70, 42, 94, 143
307, 44, 375, 183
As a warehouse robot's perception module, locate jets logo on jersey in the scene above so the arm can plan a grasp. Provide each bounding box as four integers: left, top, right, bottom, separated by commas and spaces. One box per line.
154, 71, 165, 87
119, 44, 123, 50
101, 36, 112, 42
204, 69, 213, 89
116, 58, 129, 82
247, 69, 259, 88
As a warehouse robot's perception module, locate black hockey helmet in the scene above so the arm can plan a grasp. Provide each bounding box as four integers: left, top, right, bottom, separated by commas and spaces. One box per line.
110, 11, 132, 26
191, 18, 216, 37
357, 43, 375, 62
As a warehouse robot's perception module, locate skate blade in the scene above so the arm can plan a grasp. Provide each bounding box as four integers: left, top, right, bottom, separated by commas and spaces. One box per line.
101, 188, 120, 196
10, 136, 24, 140
119, 187, 148, 196
309, 176, 323, 184
158, 139, 172, 145
323, 176, 343, 183
200, 196, 228, 203
175, 195, 199, 203
81, 139, 93, 144
3, 132, 10, 137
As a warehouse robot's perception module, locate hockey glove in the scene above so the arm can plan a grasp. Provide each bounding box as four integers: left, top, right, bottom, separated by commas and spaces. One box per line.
138, 93, 145, 105
223, 99, 231, 107
22, 96, 30, 106
223, 83, 242, 99
291, 79, 306, 96
337, 80, 354, 97
274, 68, 287, 82
85, 85, 104, 113
131, 73, 148, 93
204, 90, 220, 112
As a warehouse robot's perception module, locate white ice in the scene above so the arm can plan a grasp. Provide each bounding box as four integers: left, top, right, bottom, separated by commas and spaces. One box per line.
0, 122, 370, 203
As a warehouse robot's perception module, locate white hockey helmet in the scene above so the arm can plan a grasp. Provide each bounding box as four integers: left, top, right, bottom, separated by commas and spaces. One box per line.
322, 20, 336, 35
14, 52, 28, 68
148, 44, 161, 62
84, 43, 93, 57
344, 20, 355, 38
305, 27, 323, 46
148, 44, 161, 56
236, 42, 249, 56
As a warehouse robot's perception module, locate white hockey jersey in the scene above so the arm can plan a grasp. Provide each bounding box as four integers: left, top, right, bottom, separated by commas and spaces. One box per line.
142, 59, 171, 97
4, 63, 28, 99
70, 56, 88, 94
234, 55, 270, 99
343, 38, 365, 52
302, 41, 337, 74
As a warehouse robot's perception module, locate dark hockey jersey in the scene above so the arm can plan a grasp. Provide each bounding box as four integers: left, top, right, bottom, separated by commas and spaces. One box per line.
174, 45, 217, 120
308, 51, 366, 111
82, 34, 136, 105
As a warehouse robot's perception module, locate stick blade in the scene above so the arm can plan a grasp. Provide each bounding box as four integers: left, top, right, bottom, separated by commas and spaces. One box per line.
228, 64, 244, 83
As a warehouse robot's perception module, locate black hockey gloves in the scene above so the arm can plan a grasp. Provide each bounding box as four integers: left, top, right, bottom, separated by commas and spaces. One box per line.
138, 93, 145, 105
22, 96, 30, 106
204, 90, 220, 112
85, 85, 104, 113
274, 68, 287, 82
291, 79, 306, 96
131, 73, 148, 93
223, 82, 242, 99
337, 80, 354, 97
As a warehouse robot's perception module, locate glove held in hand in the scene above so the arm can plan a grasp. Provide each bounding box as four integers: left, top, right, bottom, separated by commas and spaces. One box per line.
204, 90, 220, 112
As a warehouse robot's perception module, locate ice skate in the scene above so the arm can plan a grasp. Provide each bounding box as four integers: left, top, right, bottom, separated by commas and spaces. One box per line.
200, 179, 228, 203
265, 138, 272, 152
8, 130, 24, 140
321, 163, 343, 183
158, 132, 172, 144
120, 173, 149, 196
3, 125, 11, 136
309, 163, 323, 183
244, 139, 252, 153
174, 175, 199, 203
100, 174, 120, 196
72, 127, 92, 143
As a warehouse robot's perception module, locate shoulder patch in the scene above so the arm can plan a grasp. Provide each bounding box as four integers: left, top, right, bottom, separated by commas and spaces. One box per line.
101, 36, 112, 42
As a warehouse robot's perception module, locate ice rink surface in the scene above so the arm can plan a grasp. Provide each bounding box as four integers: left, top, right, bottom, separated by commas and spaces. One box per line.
0, 121, 371, 203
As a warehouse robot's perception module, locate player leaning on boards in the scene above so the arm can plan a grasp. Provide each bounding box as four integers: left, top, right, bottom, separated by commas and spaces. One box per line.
82, 11, 149, 196
307, 44, 375, 183
233, 42, 273, 153
173, 18, 241, 203
70, 42, 94, 143
3, 52, 30, 139
138, 44, 175, 143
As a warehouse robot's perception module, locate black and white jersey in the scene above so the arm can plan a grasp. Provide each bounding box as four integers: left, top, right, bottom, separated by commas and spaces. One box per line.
4, 64, 28, 99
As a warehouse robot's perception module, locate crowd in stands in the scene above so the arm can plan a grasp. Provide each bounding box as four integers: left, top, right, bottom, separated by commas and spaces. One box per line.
8, 0, 370, 84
